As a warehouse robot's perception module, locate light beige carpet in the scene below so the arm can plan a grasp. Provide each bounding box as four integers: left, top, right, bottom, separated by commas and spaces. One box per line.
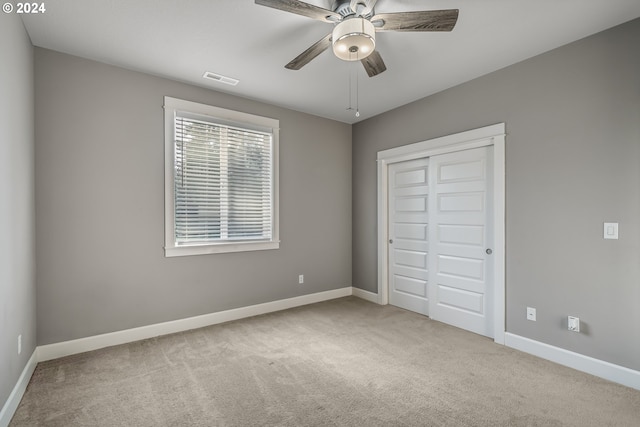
10, 297, 640, 426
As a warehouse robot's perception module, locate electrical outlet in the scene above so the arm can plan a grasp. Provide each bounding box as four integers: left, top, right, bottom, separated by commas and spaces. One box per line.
18, 334, 22, 355
568, 316, 580, 332
526, 307, 536, 321
298, 274, 304, 284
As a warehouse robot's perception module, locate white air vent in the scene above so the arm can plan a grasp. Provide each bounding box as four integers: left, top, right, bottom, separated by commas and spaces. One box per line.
203, 71, 239, 86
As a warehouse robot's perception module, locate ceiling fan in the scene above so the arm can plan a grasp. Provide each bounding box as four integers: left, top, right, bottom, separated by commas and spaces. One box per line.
255, 0, 459, 77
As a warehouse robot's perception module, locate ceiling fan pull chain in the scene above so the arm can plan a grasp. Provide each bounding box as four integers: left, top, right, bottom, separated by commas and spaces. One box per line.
348, 61, 353, 112
356, 63, 360, 117
347, 49, 360, 117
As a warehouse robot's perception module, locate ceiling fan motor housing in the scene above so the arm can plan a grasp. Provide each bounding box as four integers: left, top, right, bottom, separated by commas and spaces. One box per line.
332, 17, 376, 61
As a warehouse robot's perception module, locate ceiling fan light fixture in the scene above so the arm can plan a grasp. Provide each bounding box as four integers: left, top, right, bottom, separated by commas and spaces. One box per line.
332, 17, 375, 61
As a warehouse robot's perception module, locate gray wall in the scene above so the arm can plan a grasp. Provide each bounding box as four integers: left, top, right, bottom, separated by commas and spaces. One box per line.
0, 14, 36, 409
353, 19, 640, 371
35, 49, 352, 345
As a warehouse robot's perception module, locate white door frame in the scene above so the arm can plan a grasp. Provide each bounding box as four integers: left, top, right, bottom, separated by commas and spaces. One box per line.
377, 123, 506, 344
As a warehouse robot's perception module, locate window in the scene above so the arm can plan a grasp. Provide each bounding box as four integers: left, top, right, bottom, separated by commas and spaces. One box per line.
164, 97, 279, 256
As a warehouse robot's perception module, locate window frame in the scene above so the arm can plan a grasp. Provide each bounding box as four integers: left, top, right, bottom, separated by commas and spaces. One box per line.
164, 96, 279, 257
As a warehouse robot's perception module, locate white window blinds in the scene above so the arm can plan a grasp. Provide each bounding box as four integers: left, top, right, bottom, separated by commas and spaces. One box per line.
164, 97, 279, 256
174, 116, 273, 245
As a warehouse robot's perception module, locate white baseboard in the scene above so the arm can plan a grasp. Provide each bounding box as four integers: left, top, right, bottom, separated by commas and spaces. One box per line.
0, 350, 37, 427
351, 287, 379, 304
38, 287, 352, 362
504, 333, 640, 391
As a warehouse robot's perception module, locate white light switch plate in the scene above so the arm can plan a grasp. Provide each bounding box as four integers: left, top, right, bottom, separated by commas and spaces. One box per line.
603, 222, 618, 240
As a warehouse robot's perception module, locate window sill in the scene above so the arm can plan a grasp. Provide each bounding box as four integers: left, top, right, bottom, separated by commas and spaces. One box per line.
165, 241, 280, 257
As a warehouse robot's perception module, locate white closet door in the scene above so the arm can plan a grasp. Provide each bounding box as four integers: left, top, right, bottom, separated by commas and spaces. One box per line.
428, 146, 494, 337
387, 158, 430, 315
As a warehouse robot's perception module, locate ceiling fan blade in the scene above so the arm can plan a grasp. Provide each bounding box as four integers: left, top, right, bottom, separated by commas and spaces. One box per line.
285, 33, 332, 70
255, 0, 341, 23
361, 51, 386, 77
371, 9, 459, 32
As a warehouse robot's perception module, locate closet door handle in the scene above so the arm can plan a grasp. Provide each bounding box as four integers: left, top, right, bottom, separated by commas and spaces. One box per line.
486, 248, 492, 255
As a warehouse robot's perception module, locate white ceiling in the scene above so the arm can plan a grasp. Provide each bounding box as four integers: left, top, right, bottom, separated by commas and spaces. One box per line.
21, 0, 640, 124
